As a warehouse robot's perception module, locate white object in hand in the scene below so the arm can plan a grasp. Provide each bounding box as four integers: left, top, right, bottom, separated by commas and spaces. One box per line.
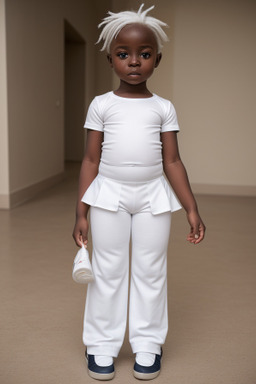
72, 244, 94, 284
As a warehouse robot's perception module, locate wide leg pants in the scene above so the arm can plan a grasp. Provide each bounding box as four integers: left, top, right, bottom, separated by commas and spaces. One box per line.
83, 182, 172, 357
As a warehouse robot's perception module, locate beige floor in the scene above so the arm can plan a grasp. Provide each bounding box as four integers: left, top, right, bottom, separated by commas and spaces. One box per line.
1, 163, 256, 384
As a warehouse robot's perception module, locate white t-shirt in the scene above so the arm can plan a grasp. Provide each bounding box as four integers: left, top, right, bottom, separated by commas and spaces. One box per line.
84, 92, 179, 178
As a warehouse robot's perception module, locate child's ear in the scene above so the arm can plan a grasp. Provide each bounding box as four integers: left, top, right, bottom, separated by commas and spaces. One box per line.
155, 53, 162, 68
107, 54, 113, 67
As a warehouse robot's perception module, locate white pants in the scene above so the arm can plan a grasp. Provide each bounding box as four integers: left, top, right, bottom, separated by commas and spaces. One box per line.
83, 182, 172, 357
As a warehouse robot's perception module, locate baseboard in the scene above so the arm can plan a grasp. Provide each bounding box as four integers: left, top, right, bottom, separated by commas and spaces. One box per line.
1, 179, 255, 210
191, 183, 256, 197
0, 194, 10, 209
0, 172, 64, 209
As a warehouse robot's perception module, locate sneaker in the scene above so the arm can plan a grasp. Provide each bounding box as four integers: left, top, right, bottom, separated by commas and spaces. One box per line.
133, 350, 162, 380
85, 351, 115, 381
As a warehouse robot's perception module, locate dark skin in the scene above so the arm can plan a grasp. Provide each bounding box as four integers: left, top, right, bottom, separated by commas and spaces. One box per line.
73, 23, 205, 246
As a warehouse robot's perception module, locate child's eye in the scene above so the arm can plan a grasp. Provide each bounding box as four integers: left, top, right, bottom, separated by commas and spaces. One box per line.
117, 52, 128, 59
141, 52, 151, 59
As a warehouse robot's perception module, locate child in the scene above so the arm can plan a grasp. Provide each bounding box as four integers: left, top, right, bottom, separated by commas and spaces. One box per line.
73, 4, 205, 381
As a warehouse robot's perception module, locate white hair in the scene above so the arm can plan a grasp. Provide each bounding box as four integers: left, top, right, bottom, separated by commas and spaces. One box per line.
96, 4, 169, 54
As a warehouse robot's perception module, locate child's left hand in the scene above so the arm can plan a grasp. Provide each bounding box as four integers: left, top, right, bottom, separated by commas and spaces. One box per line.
186, 211, 206, 244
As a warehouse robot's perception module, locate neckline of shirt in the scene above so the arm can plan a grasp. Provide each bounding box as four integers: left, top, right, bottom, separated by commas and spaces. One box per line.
110, 91, 156, 100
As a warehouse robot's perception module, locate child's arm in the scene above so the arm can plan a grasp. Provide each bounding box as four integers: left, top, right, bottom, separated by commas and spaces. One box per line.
72, 129, 103, 247
161, 131, 206, 244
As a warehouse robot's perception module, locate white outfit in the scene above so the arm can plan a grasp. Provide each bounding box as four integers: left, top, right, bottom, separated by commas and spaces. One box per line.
81, 92, 181, 357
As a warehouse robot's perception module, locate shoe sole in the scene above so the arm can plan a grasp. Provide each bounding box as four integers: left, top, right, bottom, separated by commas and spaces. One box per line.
133, 369, 160, 380
85, 355, 115, 381
88, 369, 115, 381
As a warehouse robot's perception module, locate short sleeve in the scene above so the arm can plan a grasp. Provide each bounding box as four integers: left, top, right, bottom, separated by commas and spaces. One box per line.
161, 101, 180, 133
84, 97, 104, 132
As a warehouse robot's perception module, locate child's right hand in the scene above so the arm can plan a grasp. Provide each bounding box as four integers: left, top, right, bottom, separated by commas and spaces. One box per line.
72, 216, 89, 247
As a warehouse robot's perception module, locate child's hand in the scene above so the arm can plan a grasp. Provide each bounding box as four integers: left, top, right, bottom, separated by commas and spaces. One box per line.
72, 217, 89, 247
186, 211, 206, 244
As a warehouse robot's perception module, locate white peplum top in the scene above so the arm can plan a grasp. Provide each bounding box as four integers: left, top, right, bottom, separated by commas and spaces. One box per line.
81, 92, 182, 214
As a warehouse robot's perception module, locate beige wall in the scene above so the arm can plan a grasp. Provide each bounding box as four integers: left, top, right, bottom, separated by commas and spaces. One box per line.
6, 1, 65, 198
94, 2, 113, 96
0, 0, 9, 207
172, 0, 256, 194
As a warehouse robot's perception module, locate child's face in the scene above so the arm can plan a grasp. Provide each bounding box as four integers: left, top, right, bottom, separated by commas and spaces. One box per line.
108, 23, 161, 87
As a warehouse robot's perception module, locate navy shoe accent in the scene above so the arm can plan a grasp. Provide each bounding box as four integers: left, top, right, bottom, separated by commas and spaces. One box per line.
85, 351, 115, 381
133, 350, 162, 380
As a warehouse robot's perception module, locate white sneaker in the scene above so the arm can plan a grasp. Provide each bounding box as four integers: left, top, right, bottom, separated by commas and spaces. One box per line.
134, 349, 162, 380
85, 351, 115, 381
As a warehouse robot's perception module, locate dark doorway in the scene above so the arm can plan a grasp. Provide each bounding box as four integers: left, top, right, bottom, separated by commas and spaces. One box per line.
64, 20, 86, 162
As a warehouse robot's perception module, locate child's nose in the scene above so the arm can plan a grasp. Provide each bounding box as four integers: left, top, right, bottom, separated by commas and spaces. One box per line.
129, 55, 140, 66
